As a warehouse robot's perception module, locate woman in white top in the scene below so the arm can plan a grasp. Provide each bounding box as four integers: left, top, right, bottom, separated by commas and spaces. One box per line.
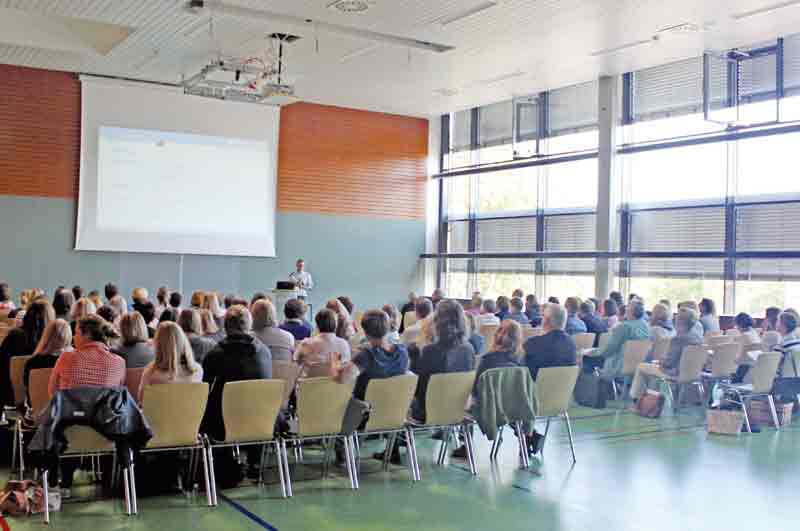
138, 321, 203, 403
295, 308, 351, 368
648, 303, 676, 342
251, 299, 295, 362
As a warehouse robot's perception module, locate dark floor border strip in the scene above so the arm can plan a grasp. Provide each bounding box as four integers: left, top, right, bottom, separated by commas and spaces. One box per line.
219, 493, 279, 531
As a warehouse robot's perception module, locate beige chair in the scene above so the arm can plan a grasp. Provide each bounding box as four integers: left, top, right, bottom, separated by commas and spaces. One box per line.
620, 340, 652, 397
705, 330, 723, 339
139, 383, 214, 507
653, 346, 711, 410
209, 380, 288, 498
403, 311, 418, 329
125, 368, 145, 401
536, 366, 580, 464
650, 338, 671, 363
10, 355, 32, 407
706, 335, 732, 347
719, 352, 782, 433
597, 332, 611, 351
303, 361, 333, 379
573, 333, 596, 351
272, 360, 302, 408
409, 371, 477, 474
363, 374, 420, 480
283, 378, 358, 490
724, 328, 740, 336
708, 343, 740, 378
11, 368, 52, 481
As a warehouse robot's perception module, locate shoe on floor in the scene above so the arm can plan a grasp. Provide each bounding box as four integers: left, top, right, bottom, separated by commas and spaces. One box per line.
372, 450, 402, 465
451, 445, 468, 459
527, 431, 545, 455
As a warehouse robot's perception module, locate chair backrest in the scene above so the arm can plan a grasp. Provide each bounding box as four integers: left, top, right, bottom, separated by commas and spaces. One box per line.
677, 346, 711, 384
710, 342, 740, 377
295, 377, 354, 437
573, 333, 596, 350
272, 360, 302, 407
364, 374, 419, 432
222, 379, 285, 443
597, 332, 611, 351
142, 383, 209, 448
403, 311, 417, 329
749, 352, 781, 393
424, 371, 476, 427
303, 361, 333, 378
761, 331, 781, 351
650, 337, 672, 362
622, 340, 652, 376
10, 355, 31, 406
126, 368, 145, 400
28, 368, 53, 415
705, 330, 723, 339
535, 366, 580, 417
63, 426, 115, 454
724, 328, 740, 336
706, 335, 732, 347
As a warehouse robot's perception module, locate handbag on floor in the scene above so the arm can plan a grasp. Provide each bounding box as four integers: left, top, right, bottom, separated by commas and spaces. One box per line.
574, 369, 613, 409
635, 390, 665, 418
772, 355, 800, 405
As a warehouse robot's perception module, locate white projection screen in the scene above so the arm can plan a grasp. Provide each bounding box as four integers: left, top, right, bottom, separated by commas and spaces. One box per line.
76, 76, 279, 257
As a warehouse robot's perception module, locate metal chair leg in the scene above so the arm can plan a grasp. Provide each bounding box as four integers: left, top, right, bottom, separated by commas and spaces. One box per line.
343, 436, 357, 490
42, 469, 50, 525
436, 429, 450, 466
767, 395, 781, 430
515, 421, 529, 469
490, 426, 504, 461
405, 428, 421, 481
280, 440, 293, 497
201, 445, 214, 507
16, 420, 25, 480
564, 411, 577, 464
383, 433, 397, 472
275, 441, 287, 498
123, 467, 132, 516
739, 393, 752, 433
463, 424, 477, 476
205, 440, 219, 506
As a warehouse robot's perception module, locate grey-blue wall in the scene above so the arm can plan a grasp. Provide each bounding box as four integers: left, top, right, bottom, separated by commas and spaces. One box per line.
0, 195, 425, 311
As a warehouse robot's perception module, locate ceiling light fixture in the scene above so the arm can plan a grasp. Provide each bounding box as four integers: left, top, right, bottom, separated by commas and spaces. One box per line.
732, 0, 800, 20
339, 43, 381, 62
328, 0, 374, 13
185, 0, 454, 53
480, 70, 526, 85
590, 36, 658, 57
438, 1, 498, 27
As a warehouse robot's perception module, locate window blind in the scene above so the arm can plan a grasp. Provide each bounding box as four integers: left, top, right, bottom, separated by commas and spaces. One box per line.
451, 109, 473, 152
783, 33, 800, 94
478, 100, 513, 147
514, 95, 539, 142
548, 81, 598, 136
543, 213, 596, 274
736, 259, 800, 280
475, 217, 537, 272
736, 203, 800, 251
629, 258, 725, 278
739, 52, 777, 102
629, 207, 725, 252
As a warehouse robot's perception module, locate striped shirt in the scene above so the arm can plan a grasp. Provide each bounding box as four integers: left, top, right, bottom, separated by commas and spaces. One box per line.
775, 333, 800, 377
49, 341, 126, 396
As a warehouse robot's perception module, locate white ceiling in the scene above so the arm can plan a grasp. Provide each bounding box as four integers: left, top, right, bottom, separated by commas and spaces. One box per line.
2, 0, 800, 117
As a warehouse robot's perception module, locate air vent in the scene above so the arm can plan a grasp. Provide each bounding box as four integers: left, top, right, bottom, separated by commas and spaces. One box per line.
328, 0, 374, 13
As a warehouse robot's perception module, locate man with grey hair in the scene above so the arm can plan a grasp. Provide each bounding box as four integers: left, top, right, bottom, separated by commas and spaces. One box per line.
597, 299, 650, 379
630, 308, 702, 400
522, 303, 577, 381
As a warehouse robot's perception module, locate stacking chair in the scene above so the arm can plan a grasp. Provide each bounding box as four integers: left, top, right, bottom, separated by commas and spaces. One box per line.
597, 332, 611, 351
403, 311, 418, 329
650, 337, 672, 363
706, 335, 732, 347
283, 378, 357, 491
139, 383, 214, 507
652, 345, 711, 410
10, 355, 32, 408
702, 342, 739, 401
272, 360, 302, 409
208, 380, 288, 500
302, 361, 333, 378
125, 368, 145, 402
408, 371, 477, 475
536, 366, 580, 464
362, 374, 420, 481
724, 328, 740, 336
719, 352, 782, 433
11, 368, 52, 480
573, 333, 596, 351
480, 324, 499, 349
484, 367, 537, 470
620, 340, 652, 398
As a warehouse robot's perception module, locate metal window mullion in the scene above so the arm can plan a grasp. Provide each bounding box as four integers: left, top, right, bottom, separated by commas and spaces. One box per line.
622, 72, 634, 125
538, 91, 549, 153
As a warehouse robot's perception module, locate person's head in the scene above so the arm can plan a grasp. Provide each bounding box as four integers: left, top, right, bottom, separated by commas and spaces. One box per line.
159, 308, 178, 323
609, 291, 624, 307
735, 312, 754, 331
482, 299, 497, 315
492, 319, 522, 355
433, 299, 467, 346
588, 297, 600, 311
250, 292, 267, 307
361, 309, 391, 342
284, 298, 305, 321
71, 297, 97, 321
512, 288, 524, 299
337, 296, 354, 315
525, 294, 539, 311
496, 296, 510, 313
470, 293, 483, 310
676, 308, 698, 335
580, 300, 596, 317
33, 318, 72, 356
617, 304, 627, 319
75, 314, 120, 348
169, 291, 182, 309
510, 297, 524, 314
778, 311, 798, 336
315, 308, 338, 334
52, 290, 75, 317
678, 300, 699, 313
382, 304, 399, 332
190, 290, 206, 309
119, 312, 149, 345
251, 299, 278, 330
22, 299, 55, 347
71, 285, 83, 301
564, 297, 580, 316
431, 288, 445, 303
659, 299, 671, 312
628, 293, 639, 302
602, 298, 618, 318
765, 306, 781, 327
96, 305, 118, 324
296, 258, 305, 272
224, 305, 253, 336
548, 296, 560, 305
408, 291, 418, 304
178, 309, 204, 336
87, 290, 102, 309
199, 309, 219, 335
650, 303, 670, 325
134, 301, 156, 325
699, 298, 716, 317
131, 287, 149, 305
202, 292, 225, 317
542, 303, 567, 332
224, 294, 234, 309
415, 297, 434, 319
785, 308, 800, 322
104, 282, 119, 301
109, 295, 127, 317
627, 300, 645, 321
156, 286, 169, 306
153, 321, 199, 377
0, 282, 10, 303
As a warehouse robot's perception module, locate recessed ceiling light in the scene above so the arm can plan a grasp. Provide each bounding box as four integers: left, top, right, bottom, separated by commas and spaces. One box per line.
479, 71, 526, 85
433, 88, 459, 97
328, 0, 374, 13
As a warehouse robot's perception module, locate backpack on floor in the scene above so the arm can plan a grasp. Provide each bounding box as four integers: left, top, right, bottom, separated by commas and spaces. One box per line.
574, 370, 613, 409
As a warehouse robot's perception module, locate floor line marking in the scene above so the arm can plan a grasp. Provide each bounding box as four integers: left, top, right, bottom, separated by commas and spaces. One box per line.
219, 493, 280, 531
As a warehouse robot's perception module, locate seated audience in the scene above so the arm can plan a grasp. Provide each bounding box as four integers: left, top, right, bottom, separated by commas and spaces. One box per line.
509, 297, 531, 325
472, 319, 521, 397
295, 308, 352, 367
191, 290, 206, 309
601, 298, 619, 329
465, 293, 483, 317
251, 299, 295, 362
399, 291, 418, 333
411, 300, 475, 422
678, 301, 704, 338
0, 282, 16, 311
52, 290, 75, 322
131, 287, 149, 307
649, 303, 676, 342
476, 299, 500, 328
169, 291, 183, 313
71, 286, 83, 303
548, 296, 560, 305
579, 300, 608, 344
564, 297, 588, 335
281, 299, 312, 341
734, 312, 760, 344
512, 288, 524, 299
250, 292, 268, 307
698, 298, 720, 335
465, 313, 486, 356
381, 304, 402, 344
177, 309, 216, 364
401, 297, 434, 346
200, 308, 225, 343
349, 309, 409, 402
133, 300, 157, 337
776, 311, 800, 377
763, 306, 781, 332
596, 300, 650, 379
108, 295, 128, 319
87, 290, 103, 310
70, 297, 97, 331
96, 304, 118, 325
223, 294, 234, 309
524, 294, 542, 327
337, 296, 355, 316
326, 299, 355, 340
1, 299, 56, 406
201, 306, 272, 441
138, 322, 203, 402
523, 304, 577, 381
430, 288, 446, 308
154, 286, 169, 319
159, 308, 178, 324
24, 318, 72, 399
104, 282, 122, 305
203, 293, 226, 329
495, 296, 511, 321
631, 308, 702, 399
114, 312, 155, 368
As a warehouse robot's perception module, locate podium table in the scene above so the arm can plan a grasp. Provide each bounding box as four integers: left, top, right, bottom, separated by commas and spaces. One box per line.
272, 289, 299, 318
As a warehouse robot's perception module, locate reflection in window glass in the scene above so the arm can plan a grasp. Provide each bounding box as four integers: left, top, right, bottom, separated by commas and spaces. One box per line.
476, 272, 536, 301
446, 150, 475, 170
628, 276, 724, 309
623, 113, 724, 144
735, 279, 800, 317
478, 144, 514, 165
736, 132, 800, 197
443, 259, 471, 300
542, 158, 598, 209
445, 175, 471, 219
477, 168, 537, 215
544, 274, 595, 302
623, 142, 728, 205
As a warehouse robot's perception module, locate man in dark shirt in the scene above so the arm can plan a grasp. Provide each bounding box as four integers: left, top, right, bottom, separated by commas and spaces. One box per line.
523, 303, 577, 381
579, 300, 608, 346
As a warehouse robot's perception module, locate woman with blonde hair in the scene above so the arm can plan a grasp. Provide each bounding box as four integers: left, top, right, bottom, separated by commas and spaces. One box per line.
251, 299, 294, 361
87, 290, 103, 310
24, 318, 72, 396
649, 303, 675, 342
138, 322, 202, 403
177, 309, 215, 364
190, 290, 206, 309
326, 299, 355, 340
202, 292, 225, 329
113, 312, 155, 368
131, 287, 149, 305
200, 308, 225, 344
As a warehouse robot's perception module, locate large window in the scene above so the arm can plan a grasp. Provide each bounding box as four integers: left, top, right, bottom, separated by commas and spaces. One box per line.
628, 258, 725, 308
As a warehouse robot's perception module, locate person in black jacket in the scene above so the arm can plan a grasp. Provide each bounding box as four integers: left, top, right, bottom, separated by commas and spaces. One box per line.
523, 303, 577, 381
0, 299, 54, 408
579, 300, 608, 347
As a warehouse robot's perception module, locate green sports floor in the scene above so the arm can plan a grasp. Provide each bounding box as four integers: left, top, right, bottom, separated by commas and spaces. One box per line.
3, 403, 799, 531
